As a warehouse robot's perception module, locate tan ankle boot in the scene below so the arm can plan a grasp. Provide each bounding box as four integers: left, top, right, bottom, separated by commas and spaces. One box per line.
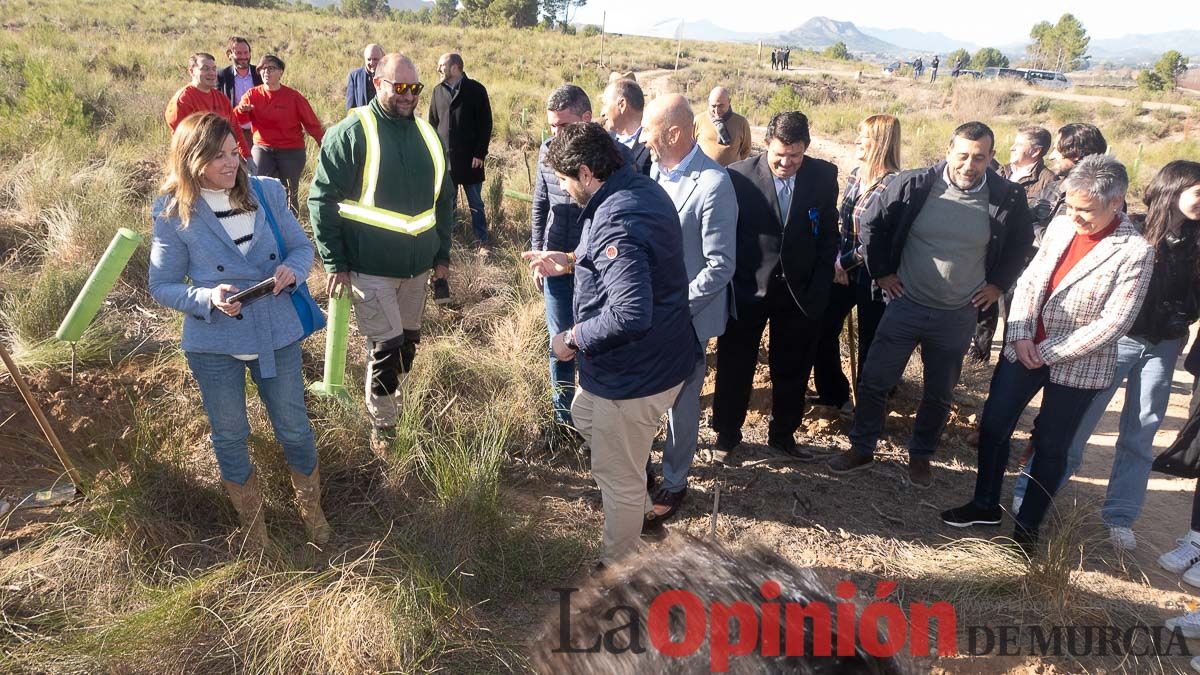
222, 472, 270, 552
289, 467, 332, 545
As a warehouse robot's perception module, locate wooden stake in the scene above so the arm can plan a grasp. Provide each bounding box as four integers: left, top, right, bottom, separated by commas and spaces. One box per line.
599, 11, 606, 68
674, 20, 683, 71
0, 343, 83, 489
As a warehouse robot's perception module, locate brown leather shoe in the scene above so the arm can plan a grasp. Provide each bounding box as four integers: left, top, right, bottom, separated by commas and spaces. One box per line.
289, 467, 333, 545
908, 457, 932, 489
222, 472, 270, 553
827, 450, 873, 474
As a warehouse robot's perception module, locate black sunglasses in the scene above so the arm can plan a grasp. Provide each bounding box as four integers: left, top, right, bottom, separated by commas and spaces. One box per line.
379, 79, 424, 96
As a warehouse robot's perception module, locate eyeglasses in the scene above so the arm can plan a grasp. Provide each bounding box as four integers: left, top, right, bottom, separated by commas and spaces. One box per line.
258, 66, 281, 73
379, 79, 424, 96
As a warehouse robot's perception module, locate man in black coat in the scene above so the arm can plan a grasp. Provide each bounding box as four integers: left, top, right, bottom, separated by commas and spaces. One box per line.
216, 36, 262, 151
428, 52, 493, 247
828, 122, 1034, 488
711, 111, 839, 463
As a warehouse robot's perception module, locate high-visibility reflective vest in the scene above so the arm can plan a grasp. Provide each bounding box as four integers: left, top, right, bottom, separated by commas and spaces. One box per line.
336, 106, 446, 236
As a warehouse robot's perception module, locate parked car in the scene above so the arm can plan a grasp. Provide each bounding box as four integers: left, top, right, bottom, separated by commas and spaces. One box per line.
955, 69, 982, 79
882, 61, 902, 75
1024, 69, 1071, 89
981, 67, 1027, 81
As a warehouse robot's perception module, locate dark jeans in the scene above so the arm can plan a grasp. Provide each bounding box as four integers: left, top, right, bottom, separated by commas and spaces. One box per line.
810, 272, 886, 406
1192, 479, 1200, 532
972, 357, 1099, 532
457, 182, 489, 244
544, 274, 575, 424
847, 295, 977, 458
712, 276, 820, 442
252, 145, 306, 215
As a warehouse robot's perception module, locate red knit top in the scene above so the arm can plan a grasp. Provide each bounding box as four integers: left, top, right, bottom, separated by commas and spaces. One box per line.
233, 85, 325, 150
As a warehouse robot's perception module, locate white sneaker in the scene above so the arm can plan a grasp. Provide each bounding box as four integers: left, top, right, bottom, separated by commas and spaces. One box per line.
1184, 562, 1200, 588
1192, 655, 1200, 673
1169, 610, 1200, 638
1160, 531, 1200, 574
1108, 526, 1136, 551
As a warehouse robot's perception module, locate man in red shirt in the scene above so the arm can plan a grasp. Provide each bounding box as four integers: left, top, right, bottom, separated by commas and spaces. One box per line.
164, 53, 252, 160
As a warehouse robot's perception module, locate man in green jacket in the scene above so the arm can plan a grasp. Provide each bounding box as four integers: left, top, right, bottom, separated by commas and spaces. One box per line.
309, 53, 453, 450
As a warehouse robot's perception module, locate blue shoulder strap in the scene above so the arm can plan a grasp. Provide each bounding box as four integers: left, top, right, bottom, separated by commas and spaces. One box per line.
250, 178, 288, 258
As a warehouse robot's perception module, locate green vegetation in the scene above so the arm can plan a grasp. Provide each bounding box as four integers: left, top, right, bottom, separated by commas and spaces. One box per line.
1027, 13, 1090, 71
1, 0, 1198, 671
822, 41, 853, 61
1140, 50, 1189, 92
970, 47, 1009, 70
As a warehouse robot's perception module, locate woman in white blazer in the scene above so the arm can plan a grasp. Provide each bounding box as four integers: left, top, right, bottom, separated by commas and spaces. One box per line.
941, 155, 1154, 552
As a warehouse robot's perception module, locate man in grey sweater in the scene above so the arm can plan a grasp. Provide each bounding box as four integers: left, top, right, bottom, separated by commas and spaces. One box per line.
827, 122, 1034, 489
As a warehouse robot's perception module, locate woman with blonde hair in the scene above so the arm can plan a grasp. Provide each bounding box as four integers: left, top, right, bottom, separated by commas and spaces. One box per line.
149, 111, 330, 552
808, 114, 902, 415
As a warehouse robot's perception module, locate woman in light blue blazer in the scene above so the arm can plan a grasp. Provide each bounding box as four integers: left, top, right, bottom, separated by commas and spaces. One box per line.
150, 112, 330, 552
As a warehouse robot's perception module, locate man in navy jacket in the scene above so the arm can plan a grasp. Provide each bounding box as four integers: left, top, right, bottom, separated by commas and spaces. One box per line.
524, 122, 696, 567
345, 44, 383, 110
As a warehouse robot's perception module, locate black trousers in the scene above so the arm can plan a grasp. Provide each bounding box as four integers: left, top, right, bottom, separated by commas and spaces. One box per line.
712, 277, 820, 442
809, 273, 886, 407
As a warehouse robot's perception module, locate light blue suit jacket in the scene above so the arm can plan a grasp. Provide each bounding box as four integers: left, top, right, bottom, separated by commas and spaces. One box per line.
652, 146, 738, 342
149, 178, 314, 378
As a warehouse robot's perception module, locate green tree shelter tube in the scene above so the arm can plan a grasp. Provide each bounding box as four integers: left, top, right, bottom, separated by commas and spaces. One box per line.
309, 294, 351, 399
55, 228, 143, 342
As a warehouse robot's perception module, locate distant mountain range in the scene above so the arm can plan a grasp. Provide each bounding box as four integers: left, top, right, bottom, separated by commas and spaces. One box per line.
624, 15, 1200, 66
858, 27, 978, 55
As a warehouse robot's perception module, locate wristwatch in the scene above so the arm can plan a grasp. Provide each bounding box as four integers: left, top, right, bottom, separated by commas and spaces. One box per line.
563, 327, 579, 352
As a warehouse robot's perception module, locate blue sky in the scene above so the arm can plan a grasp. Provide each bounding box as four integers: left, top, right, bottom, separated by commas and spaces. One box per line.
571, 1, 1198, 45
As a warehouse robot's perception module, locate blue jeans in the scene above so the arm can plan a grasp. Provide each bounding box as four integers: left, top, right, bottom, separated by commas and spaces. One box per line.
544, 274, 576, 424
973, 357, 1099, 532
186, 341, 317, 485
848, 296, 977, 458
457, 182, 489, 244
1013, 335, 1184, 527
662, 349, 708, 492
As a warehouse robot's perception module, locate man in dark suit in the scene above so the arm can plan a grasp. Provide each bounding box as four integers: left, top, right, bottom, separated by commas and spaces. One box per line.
428, 52, 493, 248
216, 36, 262, 151
601, 78, 652, 175
710, 111, 839, 463
345, 44, 383, 110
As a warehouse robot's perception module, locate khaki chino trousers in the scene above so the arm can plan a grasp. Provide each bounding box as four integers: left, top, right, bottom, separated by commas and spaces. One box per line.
572, 382, 683, 565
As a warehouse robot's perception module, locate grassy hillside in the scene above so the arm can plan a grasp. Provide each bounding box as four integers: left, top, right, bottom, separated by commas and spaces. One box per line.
1, 0, 1199, 672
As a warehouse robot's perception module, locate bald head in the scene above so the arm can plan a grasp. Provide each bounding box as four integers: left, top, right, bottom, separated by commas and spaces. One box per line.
642, 94, 696, 168
437, 51, 464, 84
363, 44, 383, 73
377, 53, 417, 81
708, 86, 731, 119
375, 53, 420, 118
646, 94, 694, 133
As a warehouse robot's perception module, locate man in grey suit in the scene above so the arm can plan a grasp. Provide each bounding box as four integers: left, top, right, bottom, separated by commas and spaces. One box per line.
641, 94, 737, 527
